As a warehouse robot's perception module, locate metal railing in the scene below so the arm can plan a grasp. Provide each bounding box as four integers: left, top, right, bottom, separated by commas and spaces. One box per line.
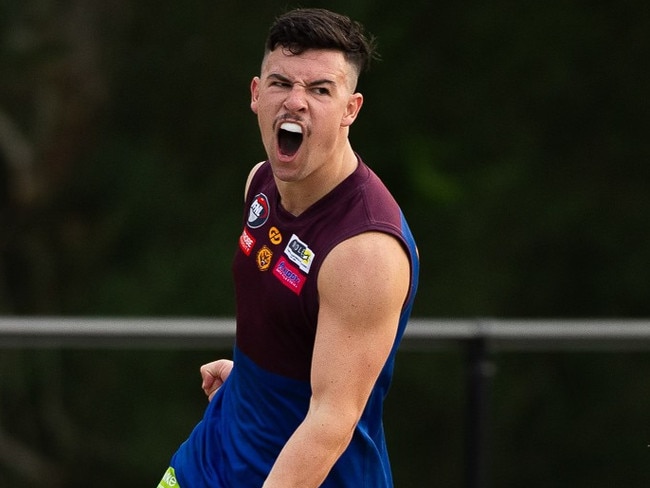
3, 317, 650, 349
2, 317, 650, 488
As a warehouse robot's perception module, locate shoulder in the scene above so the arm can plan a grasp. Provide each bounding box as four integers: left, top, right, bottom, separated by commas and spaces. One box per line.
318, 231, 410, 313
244, 161, 267, 201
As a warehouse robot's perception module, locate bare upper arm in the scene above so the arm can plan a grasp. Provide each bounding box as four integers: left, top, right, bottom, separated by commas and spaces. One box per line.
311, 231, 410, 420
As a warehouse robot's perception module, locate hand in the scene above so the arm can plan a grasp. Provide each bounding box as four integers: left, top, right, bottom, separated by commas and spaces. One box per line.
200, 359, 233, 402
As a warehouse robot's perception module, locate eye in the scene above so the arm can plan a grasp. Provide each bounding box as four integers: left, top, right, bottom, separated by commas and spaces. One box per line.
313, 87, 331, 96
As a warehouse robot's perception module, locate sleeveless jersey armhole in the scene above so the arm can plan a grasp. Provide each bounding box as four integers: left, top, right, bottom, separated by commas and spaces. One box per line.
244, 161, 267, 201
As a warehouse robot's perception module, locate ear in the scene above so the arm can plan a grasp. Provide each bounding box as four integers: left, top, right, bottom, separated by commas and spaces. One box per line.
341, 92, 363, 128
250, 77, 260, 114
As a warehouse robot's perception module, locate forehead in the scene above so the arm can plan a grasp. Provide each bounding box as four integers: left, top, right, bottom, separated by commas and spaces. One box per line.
261, 48, 354, 85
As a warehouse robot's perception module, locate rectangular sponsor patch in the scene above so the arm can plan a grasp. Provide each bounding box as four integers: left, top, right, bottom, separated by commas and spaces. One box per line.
239, 227, 256, 256
273, 256, 307, 295
284, 234, 315, 273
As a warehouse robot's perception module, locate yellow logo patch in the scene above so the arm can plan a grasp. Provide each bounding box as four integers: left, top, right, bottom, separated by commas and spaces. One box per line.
269, 226, 282, 245
256, 245, 273, 271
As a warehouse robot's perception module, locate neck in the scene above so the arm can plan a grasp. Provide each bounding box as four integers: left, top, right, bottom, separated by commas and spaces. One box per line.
277, 144, 358, 216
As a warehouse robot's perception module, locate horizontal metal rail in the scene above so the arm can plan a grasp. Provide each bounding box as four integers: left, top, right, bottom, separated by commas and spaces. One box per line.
1, 317, 650, 350
2, 316, 649, 488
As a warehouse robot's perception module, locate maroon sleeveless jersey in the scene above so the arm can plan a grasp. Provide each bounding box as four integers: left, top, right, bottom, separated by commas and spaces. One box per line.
169, 157, 418, 487
233, 157, 418, 382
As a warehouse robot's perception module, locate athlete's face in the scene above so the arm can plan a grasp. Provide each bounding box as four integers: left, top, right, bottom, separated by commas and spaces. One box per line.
250, 48, 363, 183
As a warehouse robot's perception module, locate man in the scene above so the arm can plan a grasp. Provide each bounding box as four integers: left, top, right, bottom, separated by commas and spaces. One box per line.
158, 8, 419, 488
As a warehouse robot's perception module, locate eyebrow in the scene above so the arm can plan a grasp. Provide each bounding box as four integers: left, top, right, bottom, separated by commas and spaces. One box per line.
267, 73, 337, 88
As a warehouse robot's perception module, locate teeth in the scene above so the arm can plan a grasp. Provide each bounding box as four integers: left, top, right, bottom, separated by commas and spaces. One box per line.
280, 122, 302, 134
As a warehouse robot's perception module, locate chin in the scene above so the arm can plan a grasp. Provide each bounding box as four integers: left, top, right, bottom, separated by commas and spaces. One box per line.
269, 160, 306, 183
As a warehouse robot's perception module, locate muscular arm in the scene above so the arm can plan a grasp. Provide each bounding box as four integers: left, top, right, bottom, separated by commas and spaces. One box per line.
262, 231, 411, 488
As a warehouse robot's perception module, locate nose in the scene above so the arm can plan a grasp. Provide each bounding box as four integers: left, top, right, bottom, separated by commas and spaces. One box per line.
283, 85, 308, 113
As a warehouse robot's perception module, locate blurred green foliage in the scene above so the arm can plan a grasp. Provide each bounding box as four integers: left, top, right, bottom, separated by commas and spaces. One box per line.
1, 0, 649, 486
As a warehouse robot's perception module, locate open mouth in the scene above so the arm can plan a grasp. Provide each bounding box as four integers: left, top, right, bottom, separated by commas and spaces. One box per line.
278, 122, 303, 157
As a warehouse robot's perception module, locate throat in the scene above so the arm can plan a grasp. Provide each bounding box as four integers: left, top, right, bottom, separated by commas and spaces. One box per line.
276, 182, 322, 217
276, 154, 358, 217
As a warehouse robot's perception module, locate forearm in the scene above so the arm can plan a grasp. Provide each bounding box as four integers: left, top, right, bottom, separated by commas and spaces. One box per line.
262, 406, 356, 488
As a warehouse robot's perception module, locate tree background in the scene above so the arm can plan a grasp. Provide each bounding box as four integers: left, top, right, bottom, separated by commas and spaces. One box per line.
1, 0, 649, 486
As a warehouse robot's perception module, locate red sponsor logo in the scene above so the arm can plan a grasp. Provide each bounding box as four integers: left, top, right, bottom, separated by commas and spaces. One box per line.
272, 257, 306, 295
239, 228, 256, 256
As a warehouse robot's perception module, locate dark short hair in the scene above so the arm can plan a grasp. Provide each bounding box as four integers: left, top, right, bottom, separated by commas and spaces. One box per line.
265, 8, 379, 76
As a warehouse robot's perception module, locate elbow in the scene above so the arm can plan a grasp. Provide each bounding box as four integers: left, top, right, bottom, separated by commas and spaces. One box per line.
307, 401, 361, 453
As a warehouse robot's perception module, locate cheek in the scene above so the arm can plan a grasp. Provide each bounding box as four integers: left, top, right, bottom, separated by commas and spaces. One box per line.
255, 99, 278, 123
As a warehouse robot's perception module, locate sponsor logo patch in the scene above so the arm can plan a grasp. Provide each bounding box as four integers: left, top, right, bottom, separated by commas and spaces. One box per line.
269, 226, 282, 245
273, 257, 306, 295
239, 227, 256, 256
157, 466, 180, 488
247, 193, 270, 229
284, 234, 315, 273
256, 245, 273, 271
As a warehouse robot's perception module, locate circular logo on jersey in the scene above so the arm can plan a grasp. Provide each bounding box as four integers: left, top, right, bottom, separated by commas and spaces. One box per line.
256, 246, 273, 271
269, 226, 282, 245
247, 193, 270, 229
